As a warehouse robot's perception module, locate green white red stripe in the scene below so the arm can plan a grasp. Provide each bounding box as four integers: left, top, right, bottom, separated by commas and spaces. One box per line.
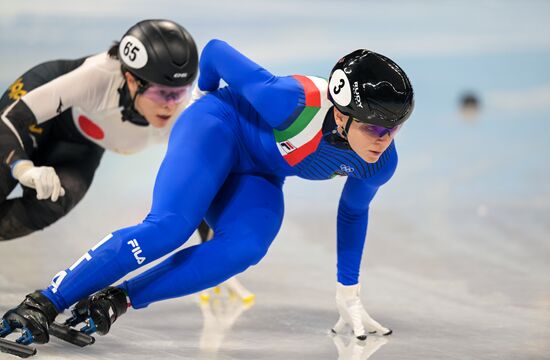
274, 75, 330, 166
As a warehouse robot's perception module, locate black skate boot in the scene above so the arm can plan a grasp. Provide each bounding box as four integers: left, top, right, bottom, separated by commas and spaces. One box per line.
0, 291, 58, 345
0, 291, 58, 358
65, 287, 129, 336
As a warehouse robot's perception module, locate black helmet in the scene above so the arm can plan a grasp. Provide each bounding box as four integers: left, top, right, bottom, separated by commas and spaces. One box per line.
328, 49, 414, 128
119, 19, 198, 87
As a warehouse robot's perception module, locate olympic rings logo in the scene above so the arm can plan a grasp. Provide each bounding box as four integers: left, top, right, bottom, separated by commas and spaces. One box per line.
340, 164, 354, 173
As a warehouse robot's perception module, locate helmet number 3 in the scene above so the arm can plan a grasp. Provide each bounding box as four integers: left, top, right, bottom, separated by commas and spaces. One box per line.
119, 35, 148, 69
329, 69, 352, 106
333, 79, 345, 94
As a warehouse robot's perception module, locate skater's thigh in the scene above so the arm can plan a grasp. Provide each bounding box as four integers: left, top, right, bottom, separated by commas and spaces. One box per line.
206, 173, 285, 246
149, 96, 239, 227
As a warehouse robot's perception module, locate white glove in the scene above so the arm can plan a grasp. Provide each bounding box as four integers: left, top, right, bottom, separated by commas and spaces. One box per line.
332, 283, 392, 340
12, 160, 65, 201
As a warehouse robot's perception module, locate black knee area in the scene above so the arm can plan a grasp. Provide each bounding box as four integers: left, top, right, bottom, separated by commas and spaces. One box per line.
21, 186, 76, 231
197, 220, 212, 243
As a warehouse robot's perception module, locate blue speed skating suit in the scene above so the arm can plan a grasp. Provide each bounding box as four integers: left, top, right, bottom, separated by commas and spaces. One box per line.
43, 39, 397, 310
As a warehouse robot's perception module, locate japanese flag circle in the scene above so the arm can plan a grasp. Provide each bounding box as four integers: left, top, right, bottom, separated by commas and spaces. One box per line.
119, 35, 148, 69
329, 69, 351, 107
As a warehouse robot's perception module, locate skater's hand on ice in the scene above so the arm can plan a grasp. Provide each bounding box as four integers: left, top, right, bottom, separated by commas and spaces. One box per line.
332, 283, 392, 340
12, 160, 66, 201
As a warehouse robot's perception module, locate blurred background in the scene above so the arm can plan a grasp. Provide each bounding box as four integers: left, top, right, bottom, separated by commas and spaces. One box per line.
1, 1, 549, 359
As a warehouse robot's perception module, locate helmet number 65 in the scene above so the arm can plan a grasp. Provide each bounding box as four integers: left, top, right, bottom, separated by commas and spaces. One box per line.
124, 42, 140, 62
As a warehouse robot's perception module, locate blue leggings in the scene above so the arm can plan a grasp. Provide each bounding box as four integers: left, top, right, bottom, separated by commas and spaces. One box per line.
43, 97, 285, 310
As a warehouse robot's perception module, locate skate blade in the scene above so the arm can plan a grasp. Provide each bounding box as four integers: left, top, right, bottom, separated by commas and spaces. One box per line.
49, 323, 95, 347
0, 338, 36, 358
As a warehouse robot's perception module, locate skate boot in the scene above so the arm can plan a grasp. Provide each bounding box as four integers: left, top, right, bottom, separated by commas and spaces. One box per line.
65, 287, 129, 336
0, 291, 58, 345
0, 290, 59, 358
198, 277, 255, 304
223, 277, 255, 303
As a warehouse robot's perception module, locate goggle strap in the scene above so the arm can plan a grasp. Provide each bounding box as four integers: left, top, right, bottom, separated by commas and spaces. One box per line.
131, 84, 148, 117
343, 117, 353, 139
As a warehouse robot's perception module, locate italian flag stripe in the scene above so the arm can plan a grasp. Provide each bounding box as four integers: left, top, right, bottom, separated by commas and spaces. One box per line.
293, 75, 321, 107
274, 107, 319, 142
273, 75, 321, 142
283, 130, 323, 166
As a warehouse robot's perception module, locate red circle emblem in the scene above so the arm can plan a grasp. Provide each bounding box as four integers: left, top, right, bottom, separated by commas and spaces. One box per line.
78, 116, 104, 140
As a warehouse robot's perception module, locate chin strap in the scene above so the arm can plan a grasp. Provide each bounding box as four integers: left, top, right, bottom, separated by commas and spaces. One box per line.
118, 83, 149, 127
340, 116, 353, 139
324, 107, 352, 150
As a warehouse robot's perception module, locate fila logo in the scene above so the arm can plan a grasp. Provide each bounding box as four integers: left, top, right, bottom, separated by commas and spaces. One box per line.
173, 73, 188, 78
128, 239, 146, 265
280, 141, 296, 154
340, 164, 354, 173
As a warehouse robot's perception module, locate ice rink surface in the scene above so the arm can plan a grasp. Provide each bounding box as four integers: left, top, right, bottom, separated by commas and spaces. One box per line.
1, 1, 549, 359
